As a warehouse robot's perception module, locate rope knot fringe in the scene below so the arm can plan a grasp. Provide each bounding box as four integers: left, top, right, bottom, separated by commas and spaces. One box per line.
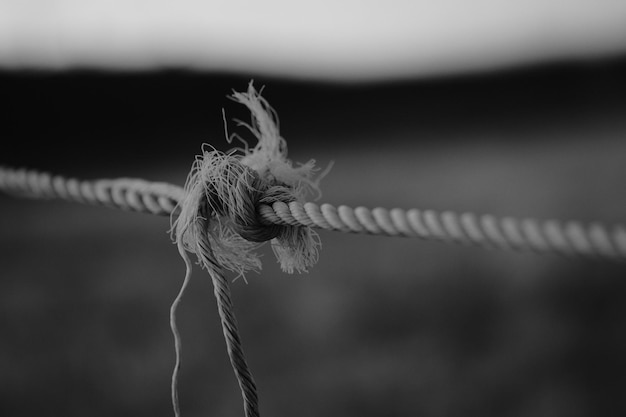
172, 81, 324, 275
167, 82, 327, 417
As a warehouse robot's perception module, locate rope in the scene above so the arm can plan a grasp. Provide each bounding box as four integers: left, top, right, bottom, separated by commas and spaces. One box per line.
261, 201, 626, 260
196, 212, 260, 417
0, 166, 183, 214
2, 165, 625, 260
5, 82, 625, 417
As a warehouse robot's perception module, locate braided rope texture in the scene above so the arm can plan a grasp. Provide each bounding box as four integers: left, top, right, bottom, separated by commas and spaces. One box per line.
260, 202, 626, 260
196, 214, 260, 417
1, 165, 625, 260
0, 166, 183, 215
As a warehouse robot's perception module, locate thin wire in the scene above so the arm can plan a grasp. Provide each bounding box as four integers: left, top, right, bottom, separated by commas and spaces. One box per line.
1, 165, 625, 260
170, 241, 193, 417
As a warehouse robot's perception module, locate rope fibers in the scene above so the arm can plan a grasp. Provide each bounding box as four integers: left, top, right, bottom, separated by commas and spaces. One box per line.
1, 82, 625, 417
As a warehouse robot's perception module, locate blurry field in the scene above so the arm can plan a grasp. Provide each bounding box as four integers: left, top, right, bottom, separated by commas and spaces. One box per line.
1, 70, 626, 417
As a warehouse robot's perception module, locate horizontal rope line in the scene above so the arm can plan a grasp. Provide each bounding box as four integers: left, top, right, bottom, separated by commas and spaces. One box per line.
1, 166, 625, 260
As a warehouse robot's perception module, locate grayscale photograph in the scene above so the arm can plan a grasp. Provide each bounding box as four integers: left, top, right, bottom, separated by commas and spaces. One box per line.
1, 1, 626, 416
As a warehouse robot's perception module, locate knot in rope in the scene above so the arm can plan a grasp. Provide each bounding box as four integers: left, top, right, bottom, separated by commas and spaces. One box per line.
167, 82, 327, 417
202, 160, 289, 243
172, 82, 325, 275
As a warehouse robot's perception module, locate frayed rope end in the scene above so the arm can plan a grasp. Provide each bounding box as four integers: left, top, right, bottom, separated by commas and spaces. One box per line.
168, 81, 327, 417
171, 81, 328, 275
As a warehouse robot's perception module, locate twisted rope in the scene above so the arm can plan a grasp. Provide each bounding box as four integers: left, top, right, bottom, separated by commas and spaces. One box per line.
2, 165, 625, 260
196, 211, 260, 417
0, 166, 182, 215
261, 201, 626, 260
5, 78, 625, 417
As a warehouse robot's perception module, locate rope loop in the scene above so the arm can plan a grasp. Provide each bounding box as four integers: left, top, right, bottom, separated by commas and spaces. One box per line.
191, 151, 307, 245
224, 168, 296, 243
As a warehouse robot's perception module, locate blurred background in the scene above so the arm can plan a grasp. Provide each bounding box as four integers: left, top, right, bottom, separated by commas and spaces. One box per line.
1, 1, 626, 416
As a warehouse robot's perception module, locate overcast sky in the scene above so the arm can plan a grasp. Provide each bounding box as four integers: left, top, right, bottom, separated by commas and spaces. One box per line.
1, 0, 626, 81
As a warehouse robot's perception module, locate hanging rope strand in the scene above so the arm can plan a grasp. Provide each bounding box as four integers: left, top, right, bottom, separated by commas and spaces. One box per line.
195, 212, 260, 417
1, 165, 625, 260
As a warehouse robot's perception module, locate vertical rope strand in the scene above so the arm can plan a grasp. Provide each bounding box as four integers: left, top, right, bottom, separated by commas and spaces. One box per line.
169, 243, 194, 417
196, 212, 260, 417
